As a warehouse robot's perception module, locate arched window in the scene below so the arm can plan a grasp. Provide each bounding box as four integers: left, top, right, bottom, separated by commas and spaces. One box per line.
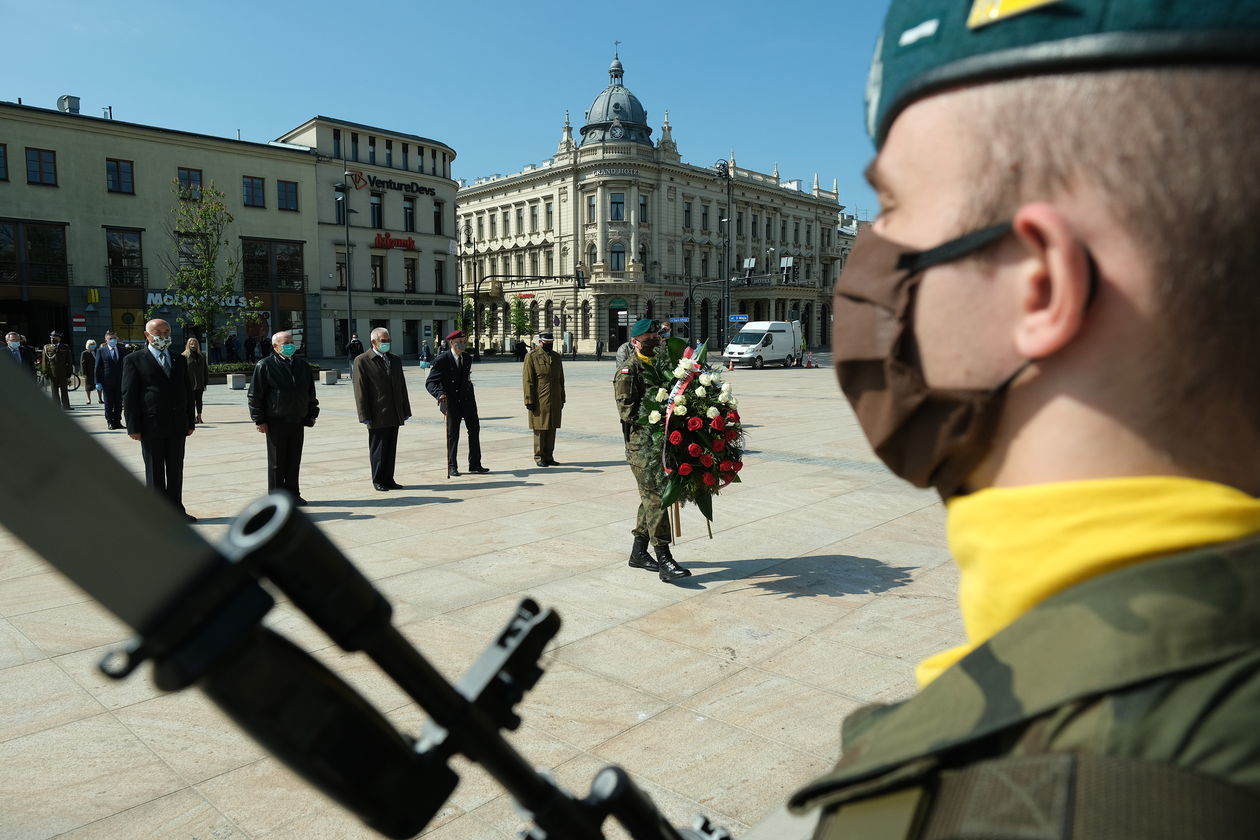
530, 300, 539, 331
610, 243, 626, 271
581, 300, 591, 340
588, 243, 597, 269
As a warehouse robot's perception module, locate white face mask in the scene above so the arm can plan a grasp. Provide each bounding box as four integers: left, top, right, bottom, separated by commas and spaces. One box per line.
150, 335, 172, 351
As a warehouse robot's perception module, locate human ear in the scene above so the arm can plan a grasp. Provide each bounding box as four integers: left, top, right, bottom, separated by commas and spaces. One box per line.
1008, 202, 1093, 360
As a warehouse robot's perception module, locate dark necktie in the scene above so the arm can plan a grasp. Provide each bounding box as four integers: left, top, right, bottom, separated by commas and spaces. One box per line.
160, 352, 171, 376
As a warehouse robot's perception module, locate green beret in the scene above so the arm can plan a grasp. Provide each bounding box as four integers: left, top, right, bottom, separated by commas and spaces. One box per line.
869, 0, 1260, 147
630, 318, 658, 338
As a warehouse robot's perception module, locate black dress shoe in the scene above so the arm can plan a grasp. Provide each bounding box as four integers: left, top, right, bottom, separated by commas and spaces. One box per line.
468, 466, 490, 474
386, 482, 405, 490
293, 496, 310, 506
373, 482, 390, 491
655, 545, 691, 582
447, 467, 461, 478
535, 460, 548, 467
545, 459, 561, 466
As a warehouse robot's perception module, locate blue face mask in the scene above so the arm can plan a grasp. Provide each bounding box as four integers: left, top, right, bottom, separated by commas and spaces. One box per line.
7, 341, 19, 350
108, 338, 118, 347
378, 342, 391, 354
281, 344, 297, 357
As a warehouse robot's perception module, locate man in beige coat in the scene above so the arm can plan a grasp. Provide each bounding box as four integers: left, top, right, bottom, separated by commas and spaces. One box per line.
522, 332, 565, 467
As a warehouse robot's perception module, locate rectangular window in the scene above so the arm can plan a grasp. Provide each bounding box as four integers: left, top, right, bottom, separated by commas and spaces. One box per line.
0, 145, 8, 181
701, 205, 710, 230
489, 214, 497, 238
501, 211, 510, 236
106, 158, 134, 194
610, 193, 625, 221
26, 148, 57, 185
516, 207, 524, 234
433, 201, 445, 235
530, 204, 539, 232
545, 201, 554, 229
431, 149, 437, 176
370, 193, 383, 229
402, 198, 415, 232
684, 250, 692, 277
546, 250, 554, 275
587, 195, 596, 223
277, 180, 299, 211
766, 216, 772, 239
702, 253, 710, 277
2, 221, 69, 284
332, 129, 342, 159
385, 139, 393, 168
371, 254, 385, 291
335, 193, 346, 225
477, 216, 485, 239
639, 195, 648, 223
434, 259, 445, 294
368, 136, 377, 165
752, 213, 759, 238
335, 251, 346, 290
404, 257, 417, 292
684, 202, 693, 228
351, 132, 359, 162
105, 228, 143, 286
242, 176, 265, 208
794, 221, 800, 244
418, 147, 426, 174
736, 211, 743, 236
781, 219, 787, 241
242, 239, 305, 289
401, 143, 409, 171
530, 252, 540, 276
177, 167, 202, 200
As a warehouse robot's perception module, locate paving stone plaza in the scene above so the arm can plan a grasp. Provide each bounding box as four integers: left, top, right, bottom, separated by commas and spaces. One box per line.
0, 354, 964, 839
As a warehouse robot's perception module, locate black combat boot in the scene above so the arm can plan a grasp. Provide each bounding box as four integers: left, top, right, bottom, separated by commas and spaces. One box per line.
654, 544, 691, 582
629, 535, 659, 571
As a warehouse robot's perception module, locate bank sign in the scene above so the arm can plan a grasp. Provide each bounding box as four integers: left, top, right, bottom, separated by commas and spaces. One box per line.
146, 292, 251, 308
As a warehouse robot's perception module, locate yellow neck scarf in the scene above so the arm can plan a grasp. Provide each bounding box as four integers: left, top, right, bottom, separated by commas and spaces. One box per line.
917, 476, 1260, 686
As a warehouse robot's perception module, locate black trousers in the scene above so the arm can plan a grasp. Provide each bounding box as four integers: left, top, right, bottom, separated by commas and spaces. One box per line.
367, 425, 400, 485
140, 432, 187, 513
49, 379, 70, 409
443, 402, 482, 469
102, 384, 123, 426
266, 421, 305, 495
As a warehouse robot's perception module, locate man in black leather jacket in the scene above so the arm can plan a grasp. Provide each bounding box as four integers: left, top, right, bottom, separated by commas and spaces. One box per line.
247, 330, 319, 504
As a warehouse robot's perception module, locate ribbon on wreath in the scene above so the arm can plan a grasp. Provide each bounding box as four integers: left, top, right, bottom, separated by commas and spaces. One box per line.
660, 340, 709, 474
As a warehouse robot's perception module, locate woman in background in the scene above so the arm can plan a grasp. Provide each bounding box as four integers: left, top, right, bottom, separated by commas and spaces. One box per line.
80, 339, 98, 404
183, 337, 210, 424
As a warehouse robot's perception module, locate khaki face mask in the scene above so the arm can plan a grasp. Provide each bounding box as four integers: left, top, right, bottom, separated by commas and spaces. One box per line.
834, 222, 1032, 498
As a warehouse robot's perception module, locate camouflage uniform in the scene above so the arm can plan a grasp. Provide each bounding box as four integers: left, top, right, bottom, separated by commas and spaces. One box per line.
614, 354, 670, 546
791, 539, 1260, 837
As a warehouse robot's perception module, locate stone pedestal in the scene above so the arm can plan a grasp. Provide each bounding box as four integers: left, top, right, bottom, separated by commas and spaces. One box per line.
227, 373, 247, 390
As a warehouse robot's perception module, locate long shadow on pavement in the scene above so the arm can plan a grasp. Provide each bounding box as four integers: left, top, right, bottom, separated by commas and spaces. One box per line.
670, 553, 915, 596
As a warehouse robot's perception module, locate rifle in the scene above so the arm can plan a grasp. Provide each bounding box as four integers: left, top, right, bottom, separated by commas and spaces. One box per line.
0, 359, 730, 840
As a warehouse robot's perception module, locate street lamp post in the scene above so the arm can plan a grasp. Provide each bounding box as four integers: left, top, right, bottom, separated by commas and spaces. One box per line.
333, 175, 358, 363
458, 223, 479, 360
713, 159, 734, 348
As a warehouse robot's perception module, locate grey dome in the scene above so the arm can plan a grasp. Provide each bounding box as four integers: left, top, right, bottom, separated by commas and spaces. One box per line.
579, 56, 653, 147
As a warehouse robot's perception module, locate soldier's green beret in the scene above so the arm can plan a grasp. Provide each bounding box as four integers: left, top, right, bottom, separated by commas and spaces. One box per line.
630, 318, 657, 338
868, 0, 1260, 147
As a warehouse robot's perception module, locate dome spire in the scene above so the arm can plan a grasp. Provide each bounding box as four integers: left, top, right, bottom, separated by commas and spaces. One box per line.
610, 43, 624, 86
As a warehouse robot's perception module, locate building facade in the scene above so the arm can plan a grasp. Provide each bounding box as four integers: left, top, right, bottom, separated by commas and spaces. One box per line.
0, 100, 458, 360
456, 57, 846, 354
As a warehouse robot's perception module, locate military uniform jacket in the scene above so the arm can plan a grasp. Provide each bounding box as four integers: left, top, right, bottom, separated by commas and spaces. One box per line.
790, 536, 1260, 836
39, 343, 72, 383
523, 345, 565, 430
425, 350, 477, 411
614, 355, 655, 463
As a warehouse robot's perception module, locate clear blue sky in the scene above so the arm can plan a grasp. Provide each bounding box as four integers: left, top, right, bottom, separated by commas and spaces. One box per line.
7, 0, 890, 219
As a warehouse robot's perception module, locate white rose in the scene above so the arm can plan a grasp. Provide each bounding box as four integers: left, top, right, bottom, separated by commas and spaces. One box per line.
675, 404, 688, 415
673, 367, 687, 379
699, 374, 713, 386
706, 406, 720, 419
673, 393, 686, 406
729, 398, 738, 409
695, 386, 707, 398
648, 410, 661, 424
655, 388, 668, 401
721, 382, 732, 393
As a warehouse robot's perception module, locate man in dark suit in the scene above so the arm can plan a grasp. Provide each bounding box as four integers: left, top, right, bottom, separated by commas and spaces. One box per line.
94, 330, 126, 429
122, 318, 196, 521
425, 329, 489, 477
352, 327, 411, 491
5, 331, 37, 378
248, 330, 319, 504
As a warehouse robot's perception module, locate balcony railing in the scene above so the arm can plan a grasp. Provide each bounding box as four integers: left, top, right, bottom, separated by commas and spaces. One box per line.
243, 272, 306, 292
106, 265, 148, 287
0, 262, 73, 285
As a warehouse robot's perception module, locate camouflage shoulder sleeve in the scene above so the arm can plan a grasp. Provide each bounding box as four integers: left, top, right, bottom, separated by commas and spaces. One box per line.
614, 364, 640, 424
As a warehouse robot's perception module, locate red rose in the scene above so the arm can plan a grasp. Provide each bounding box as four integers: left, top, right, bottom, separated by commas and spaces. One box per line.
724, 429, 737, 441
719, 460, 733, 472
710, 417, 726, 431
712, 439, 726, 452
687, 416, 703, 431
727, 410, 741, 422
722, 475, 733, 486
702, 472, 716, 486
669, 430, 683, 446
678, 462, 694, 476
733, 461, 744, 472
700, 454, 714, 468
687, 442, 702, 457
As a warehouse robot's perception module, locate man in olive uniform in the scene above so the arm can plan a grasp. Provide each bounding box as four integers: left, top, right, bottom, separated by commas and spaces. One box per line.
522, 332, 565, 466
786, 3, 1260, 837
614, 318, 689, 583
39, 330, 74, 410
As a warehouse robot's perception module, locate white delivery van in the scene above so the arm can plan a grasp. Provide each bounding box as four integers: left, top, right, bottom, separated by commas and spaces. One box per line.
722, 320, 802, 368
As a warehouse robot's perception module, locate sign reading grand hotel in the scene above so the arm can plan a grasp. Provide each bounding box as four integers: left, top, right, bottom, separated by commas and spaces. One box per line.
589, 168, 639, 178
348, 170, 437, 196
147, 292, 250, 308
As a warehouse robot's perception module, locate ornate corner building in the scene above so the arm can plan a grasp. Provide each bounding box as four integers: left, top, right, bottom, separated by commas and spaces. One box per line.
456, 56, 847, 353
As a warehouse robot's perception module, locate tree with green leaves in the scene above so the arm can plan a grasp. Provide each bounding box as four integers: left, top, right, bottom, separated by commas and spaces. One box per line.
156, 179, 262, 341
510, 295, 531, 338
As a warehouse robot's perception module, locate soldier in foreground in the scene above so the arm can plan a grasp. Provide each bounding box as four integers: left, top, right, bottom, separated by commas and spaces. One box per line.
614, 319, 690, 583
790, 1, 1260, 836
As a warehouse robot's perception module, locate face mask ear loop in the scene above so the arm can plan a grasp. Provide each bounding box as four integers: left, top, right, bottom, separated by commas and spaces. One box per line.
896, 223, 1014, 275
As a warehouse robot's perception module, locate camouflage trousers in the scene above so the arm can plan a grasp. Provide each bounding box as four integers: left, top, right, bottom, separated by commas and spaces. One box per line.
628, 460, 671, 546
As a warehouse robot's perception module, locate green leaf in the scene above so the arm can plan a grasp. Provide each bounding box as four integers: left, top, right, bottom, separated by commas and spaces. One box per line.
695, 489, 713, 521
661, 475, 683, 507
